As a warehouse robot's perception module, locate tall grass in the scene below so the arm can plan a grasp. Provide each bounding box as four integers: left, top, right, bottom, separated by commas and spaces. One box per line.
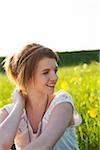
56, 62, 99, 150
0, 61, 99, 150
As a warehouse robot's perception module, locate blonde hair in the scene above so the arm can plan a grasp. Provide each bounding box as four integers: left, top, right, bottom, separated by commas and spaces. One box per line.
4, 43, 58, 93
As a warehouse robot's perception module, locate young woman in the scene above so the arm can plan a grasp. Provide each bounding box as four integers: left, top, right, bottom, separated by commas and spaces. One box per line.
0, 43, 81, 150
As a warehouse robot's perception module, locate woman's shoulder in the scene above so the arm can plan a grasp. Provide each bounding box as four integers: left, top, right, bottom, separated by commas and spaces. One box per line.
54, 90, 82, 126
45, 90, 82, 126
46, 89, 74, 115
53, 89, 74, 106
55, 89, 71, 97
0, 103, 15, 114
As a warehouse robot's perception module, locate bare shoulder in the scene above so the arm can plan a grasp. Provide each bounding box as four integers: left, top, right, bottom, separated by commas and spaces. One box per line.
50, 102, 73, 122
0, 108, 9, 124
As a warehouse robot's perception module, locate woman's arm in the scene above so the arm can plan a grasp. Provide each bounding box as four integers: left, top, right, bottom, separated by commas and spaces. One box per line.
0, 90, 25, 150
23, 102, 73, 150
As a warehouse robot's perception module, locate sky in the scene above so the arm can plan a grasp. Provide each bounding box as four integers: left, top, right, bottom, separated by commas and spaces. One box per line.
0, 0, 100, 56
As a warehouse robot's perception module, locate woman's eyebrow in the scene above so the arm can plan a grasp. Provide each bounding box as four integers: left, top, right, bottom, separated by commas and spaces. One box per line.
42, 68, 49, 72
42, 66, 58, 72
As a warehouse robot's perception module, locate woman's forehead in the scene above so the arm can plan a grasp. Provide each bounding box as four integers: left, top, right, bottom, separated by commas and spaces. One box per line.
37, 58, 58, 69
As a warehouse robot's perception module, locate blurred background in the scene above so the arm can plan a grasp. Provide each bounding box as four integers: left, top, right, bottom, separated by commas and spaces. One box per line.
0, 0, 99, 149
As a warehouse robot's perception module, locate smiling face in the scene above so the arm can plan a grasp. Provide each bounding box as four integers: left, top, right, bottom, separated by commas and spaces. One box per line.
29, 57, 58, 96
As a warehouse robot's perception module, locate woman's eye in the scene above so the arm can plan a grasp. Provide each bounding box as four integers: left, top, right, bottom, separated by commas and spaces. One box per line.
43, 72, 48, 75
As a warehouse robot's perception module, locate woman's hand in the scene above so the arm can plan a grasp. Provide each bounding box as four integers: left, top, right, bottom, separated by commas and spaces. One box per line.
12, 89, 26, 108
0, 89, 27, 150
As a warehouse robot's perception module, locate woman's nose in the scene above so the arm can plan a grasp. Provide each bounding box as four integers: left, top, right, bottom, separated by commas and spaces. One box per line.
50, 72, 58, 82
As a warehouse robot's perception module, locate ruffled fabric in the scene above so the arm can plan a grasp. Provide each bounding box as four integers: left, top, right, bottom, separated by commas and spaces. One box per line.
0, 103, 14, 113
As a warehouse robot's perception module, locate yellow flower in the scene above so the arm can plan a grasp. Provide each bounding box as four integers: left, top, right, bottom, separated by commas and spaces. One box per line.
69, 77, 78, 84
97, 79, 100, 85
88, 108, 97, 118
61, 82, 68, 91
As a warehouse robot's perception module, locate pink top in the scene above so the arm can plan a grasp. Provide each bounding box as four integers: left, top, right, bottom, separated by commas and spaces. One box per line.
1, 90, 82, 150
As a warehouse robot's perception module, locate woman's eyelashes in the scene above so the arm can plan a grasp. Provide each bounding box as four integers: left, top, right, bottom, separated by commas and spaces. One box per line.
42, 68, 58, 75
43, 71, 49, 75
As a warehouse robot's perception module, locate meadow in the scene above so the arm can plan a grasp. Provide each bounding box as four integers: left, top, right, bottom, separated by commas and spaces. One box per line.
0, 61, 99, 150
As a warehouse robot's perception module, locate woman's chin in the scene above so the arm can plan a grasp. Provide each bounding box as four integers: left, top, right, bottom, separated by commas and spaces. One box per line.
47, 87, 55, 94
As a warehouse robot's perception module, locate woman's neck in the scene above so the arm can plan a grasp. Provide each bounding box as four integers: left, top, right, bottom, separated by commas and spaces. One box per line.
25, 90, 48, 112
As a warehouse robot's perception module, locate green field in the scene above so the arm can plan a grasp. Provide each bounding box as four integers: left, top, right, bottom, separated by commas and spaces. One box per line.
0, 61, 99, 150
